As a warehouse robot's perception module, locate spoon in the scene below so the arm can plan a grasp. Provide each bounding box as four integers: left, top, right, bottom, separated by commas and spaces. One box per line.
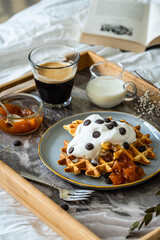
0, 101, 20, 125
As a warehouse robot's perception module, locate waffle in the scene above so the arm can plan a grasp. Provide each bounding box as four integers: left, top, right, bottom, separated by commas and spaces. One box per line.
63, 120, 83, 137
58, 140, 114, 178
59, 117, 156, 182
63, 118, 156, 165
102, 125, 156, 165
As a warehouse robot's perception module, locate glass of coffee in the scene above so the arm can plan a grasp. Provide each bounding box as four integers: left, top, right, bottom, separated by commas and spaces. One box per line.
28, 45, 80, 107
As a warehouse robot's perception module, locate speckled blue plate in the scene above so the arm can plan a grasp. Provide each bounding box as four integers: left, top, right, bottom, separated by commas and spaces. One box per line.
38, 111, 160, 190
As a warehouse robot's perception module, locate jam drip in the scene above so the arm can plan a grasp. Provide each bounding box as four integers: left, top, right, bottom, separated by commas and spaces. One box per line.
109, 158, 145, 185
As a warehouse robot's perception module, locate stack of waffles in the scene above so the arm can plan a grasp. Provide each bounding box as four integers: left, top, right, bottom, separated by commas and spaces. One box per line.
57, 118, 156, 184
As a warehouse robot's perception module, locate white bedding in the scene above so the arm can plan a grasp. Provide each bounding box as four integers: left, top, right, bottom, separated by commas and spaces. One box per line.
0, 0, 159, 239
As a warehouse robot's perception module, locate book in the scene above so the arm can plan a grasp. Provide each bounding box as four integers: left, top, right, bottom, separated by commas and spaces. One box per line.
80, 0, 160, 53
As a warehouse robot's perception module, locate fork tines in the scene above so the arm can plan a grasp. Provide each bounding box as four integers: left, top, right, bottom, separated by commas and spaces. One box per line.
67, 189, 95, 201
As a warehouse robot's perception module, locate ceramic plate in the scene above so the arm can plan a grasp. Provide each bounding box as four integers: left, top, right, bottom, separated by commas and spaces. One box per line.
39, 111, 160, 190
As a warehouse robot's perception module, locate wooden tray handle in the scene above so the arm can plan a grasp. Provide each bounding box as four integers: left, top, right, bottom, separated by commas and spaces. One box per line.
0, 160, 101, 240
139, 227, 160, 240
0, 51, 159, 102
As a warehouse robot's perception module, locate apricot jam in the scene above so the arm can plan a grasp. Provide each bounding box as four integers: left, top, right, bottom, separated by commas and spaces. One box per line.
0, 103, 43, 135
109, 158, 145, 185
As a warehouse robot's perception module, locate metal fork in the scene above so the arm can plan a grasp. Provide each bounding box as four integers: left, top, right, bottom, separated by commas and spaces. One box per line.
19, 171, 95, 201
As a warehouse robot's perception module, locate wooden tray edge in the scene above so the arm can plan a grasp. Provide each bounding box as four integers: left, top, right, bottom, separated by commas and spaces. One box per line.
0, 160, 100, 240
0, 51, 159, 101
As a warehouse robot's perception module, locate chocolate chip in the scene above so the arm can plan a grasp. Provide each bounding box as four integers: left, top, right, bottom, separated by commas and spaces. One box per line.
105, 178, 112, 184
68, 147, 74, 154
6, 122, 12, 128
138, 145, 146, 152
90, 159, 98, 166
92, 131, 101, 138
119, 127, 126, 135
83, 119, 91, 126
104, 173, 112, 184
95, 119, 104, 124
123, 142, 130, 150
85, 143, 94, 150
13, 140, 22, 146
110, 121, 118, 127
60, 204, 69, 211
103, 173, 110, 178
106, 124, 113, 130
103, 118, 111, 123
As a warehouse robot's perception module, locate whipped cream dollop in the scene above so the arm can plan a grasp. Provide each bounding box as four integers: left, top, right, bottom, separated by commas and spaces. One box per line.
67, 114, 136, 160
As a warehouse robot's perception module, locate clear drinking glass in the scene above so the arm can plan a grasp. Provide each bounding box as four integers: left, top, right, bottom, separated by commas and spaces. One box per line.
28, 45, 80, 108
86, 61, 137, 108
0, 93, 43, 135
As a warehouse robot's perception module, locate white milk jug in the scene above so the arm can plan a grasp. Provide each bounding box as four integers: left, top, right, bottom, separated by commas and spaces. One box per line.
86, 61, 137, 108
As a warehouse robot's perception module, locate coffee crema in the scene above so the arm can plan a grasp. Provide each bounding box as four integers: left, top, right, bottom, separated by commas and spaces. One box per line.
34, 61, 76, 104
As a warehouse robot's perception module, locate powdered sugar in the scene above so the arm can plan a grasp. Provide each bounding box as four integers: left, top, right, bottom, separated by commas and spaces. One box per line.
134, 90, 160, 119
